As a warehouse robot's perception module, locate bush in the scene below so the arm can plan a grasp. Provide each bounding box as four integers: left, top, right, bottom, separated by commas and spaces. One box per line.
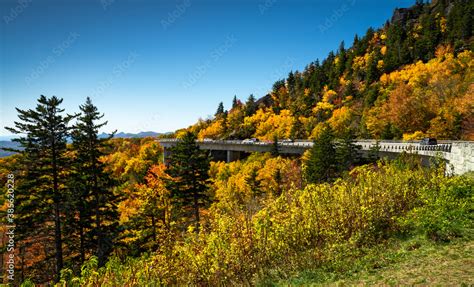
400, 175, 473, 241
52, 162, 473, 285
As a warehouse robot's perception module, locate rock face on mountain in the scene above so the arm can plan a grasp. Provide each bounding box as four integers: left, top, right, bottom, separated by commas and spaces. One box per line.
256, 94, 273, 109
391, 8, 411, 24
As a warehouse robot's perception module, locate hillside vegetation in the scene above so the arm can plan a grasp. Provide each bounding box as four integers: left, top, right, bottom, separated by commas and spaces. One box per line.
173, 0, 473, 141
2, 1, 473, 286
28, 159, 474, 286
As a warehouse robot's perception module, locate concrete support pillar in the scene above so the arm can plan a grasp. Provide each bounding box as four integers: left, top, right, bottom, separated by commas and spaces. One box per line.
163, 147, 172, 165
226, 150, 241, 162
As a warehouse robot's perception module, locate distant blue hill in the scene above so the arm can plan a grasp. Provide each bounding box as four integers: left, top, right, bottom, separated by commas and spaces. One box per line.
0, 131, 168, 158
0, 141, 22, 157
99, 131, 167, 139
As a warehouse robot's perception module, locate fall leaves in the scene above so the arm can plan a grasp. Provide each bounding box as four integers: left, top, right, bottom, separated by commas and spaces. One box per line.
184, 45, 473, 142
367, 49, 473, 140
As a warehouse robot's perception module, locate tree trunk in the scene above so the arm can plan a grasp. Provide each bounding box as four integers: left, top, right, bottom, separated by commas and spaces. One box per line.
151, 214, 157, 243
52, 144, 63, 282
193, 189, 200, 232
79, 207, 85, 264
93, 172, 104, 266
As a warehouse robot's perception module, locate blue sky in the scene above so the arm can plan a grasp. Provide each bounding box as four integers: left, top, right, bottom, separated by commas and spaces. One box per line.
0, 0, 414, 136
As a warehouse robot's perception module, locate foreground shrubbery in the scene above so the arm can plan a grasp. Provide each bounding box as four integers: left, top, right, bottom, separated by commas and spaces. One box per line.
24, 161, 472, 286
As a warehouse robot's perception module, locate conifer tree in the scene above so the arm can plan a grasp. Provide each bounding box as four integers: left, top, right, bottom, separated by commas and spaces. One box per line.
335, 129, 361, 173
166, 131, 210, 232
271, 135, 280, 156
215, 102, 224, 117
5, 95, 76, 282
368, 140, 381, 163
70, 97, 118, 267
232, 95, 239, 109
245, 94, 257, 117
305, 124, 336, 184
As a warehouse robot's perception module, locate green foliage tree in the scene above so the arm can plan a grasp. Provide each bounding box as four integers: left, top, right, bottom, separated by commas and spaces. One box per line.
5, 95, 76, 282
166, 131, 210, 232
335, 130, 361, 173
305, 124, 336, 184
215, 102, 224, 117
271, 135, 279, 156
368, 140, 381, 163
232, 95, 239, 109
287, 71, 296, 97
245, 94, 257, 117
69, 97, 118, 267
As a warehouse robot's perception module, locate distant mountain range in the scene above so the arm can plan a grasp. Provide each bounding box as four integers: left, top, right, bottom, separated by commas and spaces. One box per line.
0, 141, 21, 158
98, 131, 166, 138
0, 131, 167, 158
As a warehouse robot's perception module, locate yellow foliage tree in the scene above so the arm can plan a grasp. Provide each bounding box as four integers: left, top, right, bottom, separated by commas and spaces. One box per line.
198, 119, 225, 140
328, 106, 353, 137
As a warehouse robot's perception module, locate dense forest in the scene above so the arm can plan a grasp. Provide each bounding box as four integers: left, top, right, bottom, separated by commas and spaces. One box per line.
173, 0, 473, 141
1, 0, 473, 285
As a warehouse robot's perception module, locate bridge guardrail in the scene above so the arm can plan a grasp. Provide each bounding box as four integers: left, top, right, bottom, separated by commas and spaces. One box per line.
158, 139, 453, 152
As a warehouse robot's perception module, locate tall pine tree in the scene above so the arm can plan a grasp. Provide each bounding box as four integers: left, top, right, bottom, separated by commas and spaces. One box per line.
166, 131, 210, 232
232, 95, 239, 109
5, 95, 76, 282
335, 129, 361, 173
215, 102, 224, 117
245, 94, 257, 117
305, 124, 336, 184
70, 97, 118, 267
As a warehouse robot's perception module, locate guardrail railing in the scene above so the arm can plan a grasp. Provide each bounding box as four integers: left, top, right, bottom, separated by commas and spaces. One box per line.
158, 139, 453, 153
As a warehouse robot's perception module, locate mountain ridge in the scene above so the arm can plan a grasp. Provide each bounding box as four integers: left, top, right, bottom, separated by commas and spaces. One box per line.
177, 0, 473, 141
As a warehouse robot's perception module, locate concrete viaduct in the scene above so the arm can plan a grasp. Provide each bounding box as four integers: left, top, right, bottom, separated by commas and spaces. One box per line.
158, 139, 474, 175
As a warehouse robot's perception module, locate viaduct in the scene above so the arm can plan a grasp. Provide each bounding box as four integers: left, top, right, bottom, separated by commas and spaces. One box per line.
158, 139, 474, 175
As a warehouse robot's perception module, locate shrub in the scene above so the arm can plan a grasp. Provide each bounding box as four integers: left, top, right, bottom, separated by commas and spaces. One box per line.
52, 162, 473, 285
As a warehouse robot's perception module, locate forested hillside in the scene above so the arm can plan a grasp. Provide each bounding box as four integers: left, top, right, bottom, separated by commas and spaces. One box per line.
176, 0, 473, 141
1, 0, 473, 286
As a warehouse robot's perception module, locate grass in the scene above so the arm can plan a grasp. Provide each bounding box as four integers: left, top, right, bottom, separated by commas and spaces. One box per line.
258, 171, 474, 287
267, 230, 474, 286
336, 236, 474, 286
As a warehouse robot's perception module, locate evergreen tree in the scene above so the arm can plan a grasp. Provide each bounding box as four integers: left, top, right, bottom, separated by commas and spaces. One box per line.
287, 71, 296, 97
289, 119, 304, 140
215, 102, 224, 117
232, 95, 239, 109
368, 140, 381, 163
337, 41, 347, 76
245, 94, 257, 117
271, 135, 280, 156
166, 132, 210, 232
5, 95, 76, 282
335, 130, 361, 173
273, 167, 283, 196
272, 79, 286, 92
70, 97, 118, 267
365, 51, 381, 84
245, 168, 261, 197
305, 125, 336, 184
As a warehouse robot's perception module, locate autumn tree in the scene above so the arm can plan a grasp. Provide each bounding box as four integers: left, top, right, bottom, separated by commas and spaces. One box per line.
166, 131, 210, 232
124, 164, 172, 252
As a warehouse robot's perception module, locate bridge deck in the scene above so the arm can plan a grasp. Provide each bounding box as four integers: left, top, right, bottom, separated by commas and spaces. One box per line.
158, 139, 473, 175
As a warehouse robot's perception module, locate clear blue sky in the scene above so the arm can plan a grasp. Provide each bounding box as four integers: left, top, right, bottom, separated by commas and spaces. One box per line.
0, 0, 415, 136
